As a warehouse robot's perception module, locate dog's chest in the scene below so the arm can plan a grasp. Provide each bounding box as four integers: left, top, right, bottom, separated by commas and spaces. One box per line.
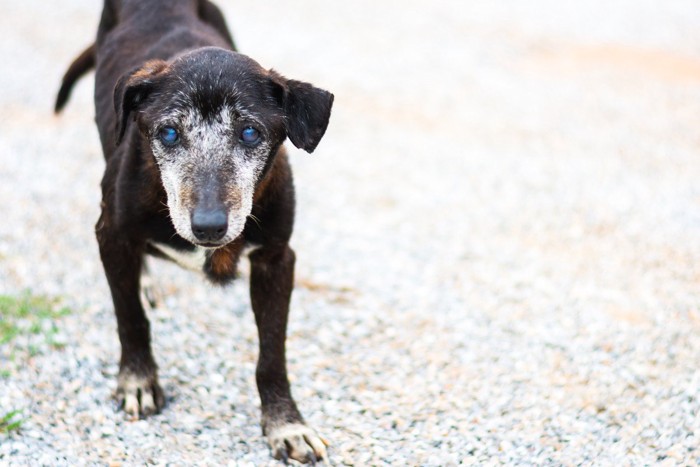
150, 241, 207, 271
148, 239, 244, 283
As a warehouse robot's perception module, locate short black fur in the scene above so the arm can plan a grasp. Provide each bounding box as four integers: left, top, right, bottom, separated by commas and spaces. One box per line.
55, 0, 333, 463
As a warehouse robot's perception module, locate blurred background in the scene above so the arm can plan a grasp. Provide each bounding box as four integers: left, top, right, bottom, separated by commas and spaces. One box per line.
1, 0, 699, 464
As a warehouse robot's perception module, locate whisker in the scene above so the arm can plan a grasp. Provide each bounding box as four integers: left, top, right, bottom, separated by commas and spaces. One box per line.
158, 200, 170, 215
247, 213, 262, 229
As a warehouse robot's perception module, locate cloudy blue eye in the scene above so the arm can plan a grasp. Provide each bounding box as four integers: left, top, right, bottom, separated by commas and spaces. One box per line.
159, 126, 179, 146
240, 126, 260, 145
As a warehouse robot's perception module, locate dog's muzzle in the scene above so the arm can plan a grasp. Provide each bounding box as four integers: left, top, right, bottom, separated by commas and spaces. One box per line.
191, 206, 228, 245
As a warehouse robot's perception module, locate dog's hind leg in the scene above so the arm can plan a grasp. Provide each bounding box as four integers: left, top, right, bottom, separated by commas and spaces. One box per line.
96, 212, 164, 418
140, 260, 160, 310
249, 245, 328, 463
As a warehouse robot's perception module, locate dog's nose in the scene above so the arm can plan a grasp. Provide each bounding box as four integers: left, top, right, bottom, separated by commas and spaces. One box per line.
191, 208, 228, 243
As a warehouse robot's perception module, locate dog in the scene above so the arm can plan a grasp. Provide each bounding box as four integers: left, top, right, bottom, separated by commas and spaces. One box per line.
54, 0, 333, 462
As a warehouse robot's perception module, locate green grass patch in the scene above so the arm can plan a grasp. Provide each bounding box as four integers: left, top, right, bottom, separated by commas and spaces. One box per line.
0, 293, 69, 435
0, 292, 70, 348
0, 410, 23, 434
0, 291, 71, 379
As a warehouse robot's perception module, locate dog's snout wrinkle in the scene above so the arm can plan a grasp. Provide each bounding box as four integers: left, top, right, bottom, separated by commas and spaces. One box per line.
191, 206, 228, 243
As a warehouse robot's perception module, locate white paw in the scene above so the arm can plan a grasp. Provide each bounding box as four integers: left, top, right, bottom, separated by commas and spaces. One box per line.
267, 423, 329, 464
116, 372, 164, 419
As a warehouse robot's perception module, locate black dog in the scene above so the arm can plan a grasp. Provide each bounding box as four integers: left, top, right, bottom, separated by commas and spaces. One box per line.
55, 0, 333, 462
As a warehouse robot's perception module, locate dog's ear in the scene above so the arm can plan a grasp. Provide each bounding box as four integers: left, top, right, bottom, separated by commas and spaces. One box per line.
114, 60, 168, 145
269, 72, 334, 153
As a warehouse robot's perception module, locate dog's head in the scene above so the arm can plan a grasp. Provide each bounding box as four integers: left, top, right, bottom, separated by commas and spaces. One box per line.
113, 47, 333, 247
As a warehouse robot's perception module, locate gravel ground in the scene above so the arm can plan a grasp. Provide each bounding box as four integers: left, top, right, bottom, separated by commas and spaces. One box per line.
2, 0, 700, 465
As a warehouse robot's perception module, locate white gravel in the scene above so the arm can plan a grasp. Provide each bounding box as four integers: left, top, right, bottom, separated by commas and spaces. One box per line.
2, 0, 700, 465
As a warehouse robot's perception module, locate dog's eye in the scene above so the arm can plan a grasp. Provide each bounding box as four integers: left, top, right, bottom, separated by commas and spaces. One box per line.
240, 126, 260, 145
159, 127, 179, 146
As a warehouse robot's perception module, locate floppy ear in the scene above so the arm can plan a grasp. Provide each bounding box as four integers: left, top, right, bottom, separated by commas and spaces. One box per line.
113, 60, 168, 145
269, 72, 334, 153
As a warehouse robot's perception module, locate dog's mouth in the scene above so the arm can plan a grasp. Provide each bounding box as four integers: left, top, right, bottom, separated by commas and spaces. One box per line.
195, 241, 226, 249
163, 190, 251, 250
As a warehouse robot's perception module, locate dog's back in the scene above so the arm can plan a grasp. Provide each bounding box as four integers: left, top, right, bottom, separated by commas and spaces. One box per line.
56, 0, 235, 156
94, 0, 234, 155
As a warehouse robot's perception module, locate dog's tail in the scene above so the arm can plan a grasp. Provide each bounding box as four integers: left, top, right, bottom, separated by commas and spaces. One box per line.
54, 43, 96, 114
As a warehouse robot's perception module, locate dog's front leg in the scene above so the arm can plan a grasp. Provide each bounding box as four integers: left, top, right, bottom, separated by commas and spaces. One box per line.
249, 245, 327, 463
96, 216, 164, 418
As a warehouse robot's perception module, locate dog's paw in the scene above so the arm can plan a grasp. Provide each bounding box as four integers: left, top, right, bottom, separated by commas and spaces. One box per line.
116, 372, 164, 419
266, 423, 328, 464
